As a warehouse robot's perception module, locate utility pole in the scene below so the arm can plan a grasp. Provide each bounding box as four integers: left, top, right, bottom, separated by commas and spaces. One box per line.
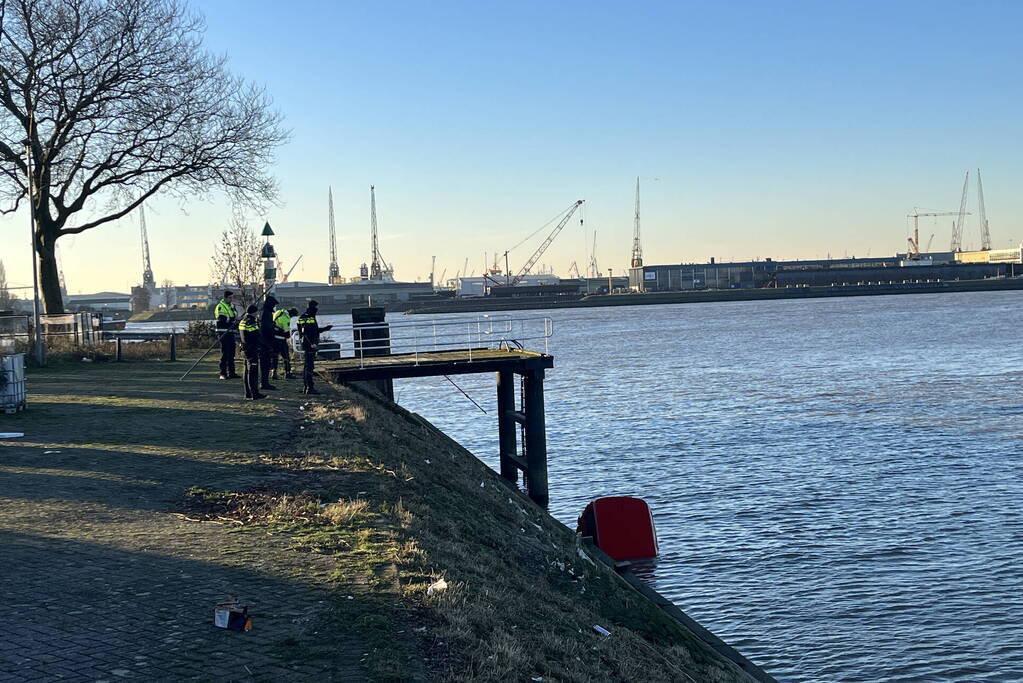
24, 135, 44, 365
630, 177, 643, 268
607, 268, 613, 294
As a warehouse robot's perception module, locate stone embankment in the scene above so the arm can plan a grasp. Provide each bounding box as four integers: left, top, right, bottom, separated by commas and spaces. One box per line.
0, 359, 759, 681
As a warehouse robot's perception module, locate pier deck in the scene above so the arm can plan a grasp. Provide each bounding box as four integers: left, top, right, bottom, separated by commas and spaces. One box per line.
319, 347, 554, 506
318, 347, 552, 382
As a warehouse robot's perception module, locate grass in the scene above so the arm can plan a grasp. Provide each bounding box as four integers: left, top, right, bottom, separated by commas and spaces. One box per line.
5, 357, 757, 682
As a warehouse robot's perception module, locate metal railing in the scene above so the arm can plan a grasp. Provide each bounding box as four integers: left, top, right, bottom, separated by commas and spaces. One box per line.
314, 315, 554, 367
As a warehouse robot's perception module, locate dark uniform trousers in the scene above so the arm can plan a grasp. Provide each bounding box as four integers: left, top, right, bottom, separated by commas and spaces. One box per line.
218, 331, 236, 376
259, 346, 273, 388
273, 339, 291, 377
243, 345, 260, 398
302, 348, 316, 391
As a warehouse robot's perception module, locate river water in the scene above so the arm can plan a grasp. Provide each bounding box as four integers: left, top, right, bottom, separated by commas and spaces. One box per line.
132, 292, 1022, 680
382, 292, 1023, 682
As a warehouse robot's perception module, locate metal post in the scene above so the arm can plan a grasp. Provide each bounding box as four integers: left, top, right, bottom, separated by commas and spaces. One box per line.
115, 337, 123, 362
169, 333, 177, 361
497, 370, 518, 484
522, 368, 549, 507
24, 139, 44, 365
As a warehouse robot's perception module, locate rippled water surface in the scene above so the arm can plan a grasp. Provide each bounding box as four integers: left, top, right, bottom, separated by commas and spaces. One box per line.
383, 292, 1023, 682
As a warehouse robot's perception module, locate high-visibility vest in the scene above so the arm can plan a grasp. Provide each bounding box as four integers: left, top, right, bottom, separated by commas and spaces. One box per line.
272, 309, 291, 332
238, 318, 258, 333
216, 300, 235, 319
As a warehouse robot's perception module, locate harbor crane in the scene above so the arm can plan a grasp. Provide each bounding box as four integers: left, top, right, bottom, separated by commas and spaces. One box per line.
139, 203, 156, 290
949, 171, 970, 252
977, 169, 992, 251
369, 185, 394, 281
630, 177, 643, 268
327, 187, 341, 284
907, 209, 966, 259
509, 200, 585, 286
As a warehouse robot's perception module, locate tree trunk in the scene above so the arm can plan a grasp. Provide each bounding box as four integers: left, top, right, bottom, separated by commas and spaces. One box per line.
37, 224, 65, 314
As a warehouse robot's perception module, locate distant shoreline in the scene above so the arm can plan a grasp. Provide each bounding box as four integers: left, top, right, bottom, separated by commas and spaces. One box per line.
126, 277, 1023, 323
404, 277, 1023, 315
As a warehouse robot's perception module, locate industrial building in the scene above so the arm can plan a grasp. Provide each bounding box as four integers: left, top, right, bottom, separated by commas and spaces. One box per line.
955, 247, 1023, 264
65, 291, 133, 312
273, 280, 435, 313
629, 255, 1017, 292
446, 274, 559, 298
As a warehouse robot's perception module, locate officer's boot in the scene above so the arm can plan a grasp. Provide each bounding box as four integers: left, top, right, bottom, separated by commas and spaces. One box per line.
284, 356, 295, 379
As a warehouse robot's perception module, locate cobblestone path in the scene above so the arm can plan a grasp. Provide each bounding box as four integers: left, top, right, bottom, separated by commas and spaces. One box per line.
0, 362, 367, 682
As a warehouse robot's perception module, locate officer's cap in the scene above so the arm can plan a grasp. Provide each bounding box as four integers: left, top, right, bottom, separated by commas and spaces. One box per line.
246, 304, 258, 314
223, 290, 234, 297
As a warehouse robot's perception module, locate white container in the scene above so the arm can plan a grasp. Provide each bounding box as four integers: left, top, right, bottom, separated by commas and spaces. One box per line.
0, 353, 26, 413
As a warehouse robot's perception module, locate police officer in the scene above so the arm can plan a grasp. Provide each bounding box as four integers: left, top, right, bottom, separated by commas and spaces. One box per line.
214, 291, 239, 380
238, 304, 265, 400
271, 306, 298, 380
297, 300, 333, 395
259, 294, 278, 391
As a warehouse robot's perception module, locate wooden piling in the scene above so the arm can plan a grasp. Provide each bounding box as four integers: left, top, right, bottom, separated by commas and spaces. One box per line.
169, 333, 177, 361
522, 368, 549, 507
497, 370, 518, 484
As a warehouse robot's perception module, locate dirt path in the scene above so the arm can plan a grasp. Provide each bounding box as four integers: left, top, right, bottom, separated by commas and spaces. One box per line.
0, 360, 370, 682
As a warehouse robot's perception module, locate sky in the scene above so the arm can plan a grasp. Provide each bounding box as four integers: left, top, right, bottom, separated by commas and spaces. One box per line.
2, 0, 1022, 294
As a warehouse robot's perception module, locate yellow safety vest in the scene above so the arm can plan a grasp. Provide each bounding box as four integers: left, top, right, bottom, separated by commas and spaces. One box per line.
272, 309, 291, 332
216, 300, 235, 319
238, 318, 258, 333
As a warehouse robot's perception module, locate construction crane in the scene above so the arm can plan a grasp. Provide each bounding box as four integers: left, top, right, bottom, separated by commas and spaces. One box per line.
568, 261, 580, 279
368, 185, 393, 281
977, 169, 992, 251
430, 255, 436, 288
907, 208, 964, 259
630, 177, 643, 268
327, 187, 341, 284
589, 230, 599, 277
139, 203, 156, 290
510, 200, 584, 286
281, 255, 303, 283
950, 171, 970, 252
912, 206, 965, 257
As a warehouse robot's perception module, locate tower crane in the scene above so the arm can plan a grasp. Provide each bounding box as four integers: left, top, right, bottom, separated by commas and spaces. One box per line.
630, 177, 643, 268
589, 230, 599, 277
510, 200, 584, 286
977, 169, 992, 251
568, 261, 580, 279
327, 187, 341, 283
950, 171, 970, 252
907, 208, 966, 259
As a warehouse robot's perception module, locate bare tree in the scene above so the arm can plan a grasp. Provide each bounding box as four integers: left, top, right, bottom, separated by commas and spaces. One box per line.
0, 260, 17, 309
210, 215, 262, 307
0, 0, 288, 313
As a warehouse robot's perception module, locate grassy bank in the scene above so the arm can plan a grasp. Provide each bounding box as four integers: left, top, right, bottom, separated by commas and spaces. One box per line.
1, 358, 755, 681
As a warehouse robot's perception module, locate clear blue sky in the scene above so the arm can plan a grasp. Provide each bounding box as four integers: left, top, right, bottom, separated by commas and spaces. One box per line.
3, 0, 1021, 292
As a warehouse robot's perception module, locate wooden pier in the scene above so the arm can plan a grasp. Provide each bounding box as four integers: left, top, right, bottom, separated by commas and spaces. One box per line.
319, 348, 555, 506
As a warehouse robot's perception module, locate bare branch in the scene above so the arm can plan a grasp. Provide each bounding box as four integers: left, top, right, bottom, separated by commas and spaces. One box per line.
0, 0, 288, 312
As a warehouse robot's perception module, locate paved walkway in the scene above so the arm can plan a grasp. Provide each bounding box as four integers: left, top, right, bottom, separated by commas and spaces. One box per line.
0, 362, 367, 682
